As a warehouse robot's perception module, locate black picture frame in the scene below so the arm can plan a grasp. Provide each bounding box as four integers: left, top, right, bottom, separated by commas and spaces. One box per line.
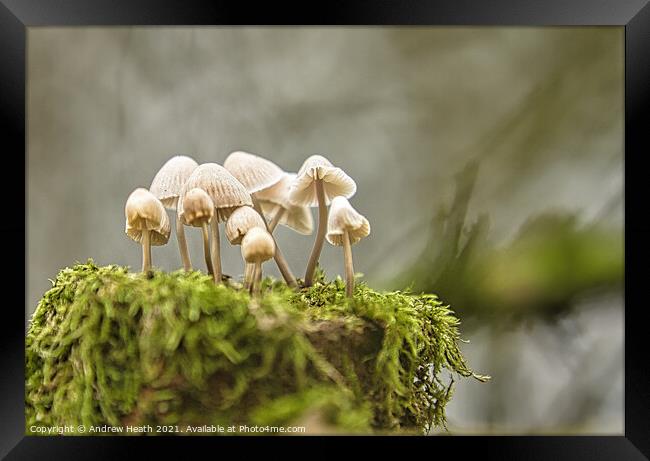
3, 0, 648, 458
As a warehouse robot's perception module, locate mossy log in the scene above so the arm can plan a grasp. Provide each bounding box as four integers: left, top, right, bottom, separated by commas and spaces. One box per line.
26, 261, 487, 435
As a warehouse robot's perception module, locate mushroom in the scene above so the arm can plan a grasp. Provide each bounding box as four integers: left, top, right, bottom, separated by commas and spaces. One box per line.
124, 188, 171, 273
240, 227, 275, 296
178, 163, 252, 283
326, 197, 370, 298
223, 151, 285, 195
180, 188, 215, 276
149, 155, 198, 271
289, 155, 356, 287
225, 206, 266, 287
256, 173, 313, 235
224, 151, 298, 288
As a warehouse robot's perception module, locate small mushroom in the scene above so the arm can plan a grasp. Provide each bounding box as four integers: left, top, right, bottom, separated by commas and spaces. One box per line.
240, 227, 275, 296
180, 188, 215, 276
225, 206, 266, 287
224, 151, 298, 288
149, 155, 198, 271
326, 197, 370, 298
256, 173, 313, 235
124, 188, 171, 273
289, 155, 356, 287
179, 163, 252, 283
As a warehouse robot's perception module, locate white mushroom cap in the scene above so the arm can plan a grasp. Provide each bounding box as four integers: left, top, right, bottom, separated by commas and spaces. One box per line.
225, 206, 266, 245
241, 227, 275, 263
181, 188, 214, 227
289, 155, 357, 207
178, 163, 252, 222
256, 173, 314, 235
223, 151, 285, 194
149, 155, 199, 209
326, 196, 370, 246
125, 188, 171, 245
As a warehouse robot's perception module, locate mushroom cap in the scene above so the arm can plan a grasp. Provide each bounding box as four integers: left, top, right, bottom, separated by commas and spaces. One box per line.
225, 206, 266, 245
178, 163, 252, 222
256, 173, 314, 235
288, 155, 357, 207
180, 188, 214, 227
241, 227, 275, 263
260, 200, 313, 235
253, 172, 293, 207
223, 150, 285, 194
326, 196, 370, 246
124, 188, 171, 245
149, 155, 199, 209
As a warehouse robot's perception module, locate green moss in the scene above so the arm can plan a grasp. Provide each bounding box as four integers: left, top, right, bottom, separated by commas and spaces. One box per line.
26, 260, 487, 435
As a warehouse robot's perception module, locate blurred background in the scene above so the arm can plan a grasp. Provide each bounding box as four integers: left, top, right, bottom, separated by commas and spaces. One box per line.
27, 27, 623, 434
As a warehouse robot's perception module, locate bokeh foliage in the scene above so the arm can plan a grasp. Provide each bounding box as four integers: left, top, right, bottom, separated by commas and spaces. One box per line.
398, 162, 623, 325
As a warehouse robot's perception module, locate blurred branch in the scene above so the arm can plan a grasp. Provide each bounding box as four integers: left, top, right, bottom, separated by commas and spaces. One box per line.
592, 188, 623, 225
396, 163, 622, 325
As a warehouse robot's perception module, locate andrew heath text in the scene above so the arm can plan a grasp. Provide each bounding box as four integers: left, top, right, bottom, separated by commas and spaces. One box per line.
29, 424, 307, 434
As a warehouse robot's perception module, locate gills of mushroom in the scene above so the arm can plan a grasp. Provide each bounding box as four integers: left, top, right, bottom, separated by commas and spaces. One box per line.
180, 188, 215, 279
224, 151, 299, 288
326, 196, 370, 298
149, 155, 199, 271
124, 188, 171, 273
256, 173, 313, 235
225, 205, 266, 288
180, 163, 252, 284
289, 155, 357, 287
241, 227, 275, 297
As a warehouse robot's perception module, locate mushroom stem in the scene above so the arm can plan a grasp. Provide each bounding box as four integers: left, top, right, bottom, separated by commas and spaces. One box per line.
268, 205, 285, 233
176, 214, 192, 271
250, 262, 262, 296
142, 229, 152, 273
253, 198, 297, 288
343, 229, 354, 298
304, 178, 327, 287
201, 223, 213, 275
273, 246, 297, 289
252, 197, 264, 217
210, 219, 222, 283
244, 263, 254, 288
255, 259, 264, 288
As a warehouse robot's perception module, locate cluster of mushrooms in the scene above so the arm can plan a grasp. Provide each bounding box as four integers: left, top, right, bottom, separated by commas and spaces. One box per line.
124, 152, 370, 297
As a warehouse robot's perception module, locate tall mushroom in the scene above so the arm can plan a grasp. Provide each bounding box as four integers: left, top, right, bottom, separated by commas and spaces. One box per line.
225, 205, 266, 287
224, 151, 298, 288
256, 173, 313, 235
124, 188, 171, 273
289, 155, 356, 287
240, 227, 275, 296
180, 188, 215, 277
149, 155, 198, 271
326, 197, 370, 298
178, 163, 252, 284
